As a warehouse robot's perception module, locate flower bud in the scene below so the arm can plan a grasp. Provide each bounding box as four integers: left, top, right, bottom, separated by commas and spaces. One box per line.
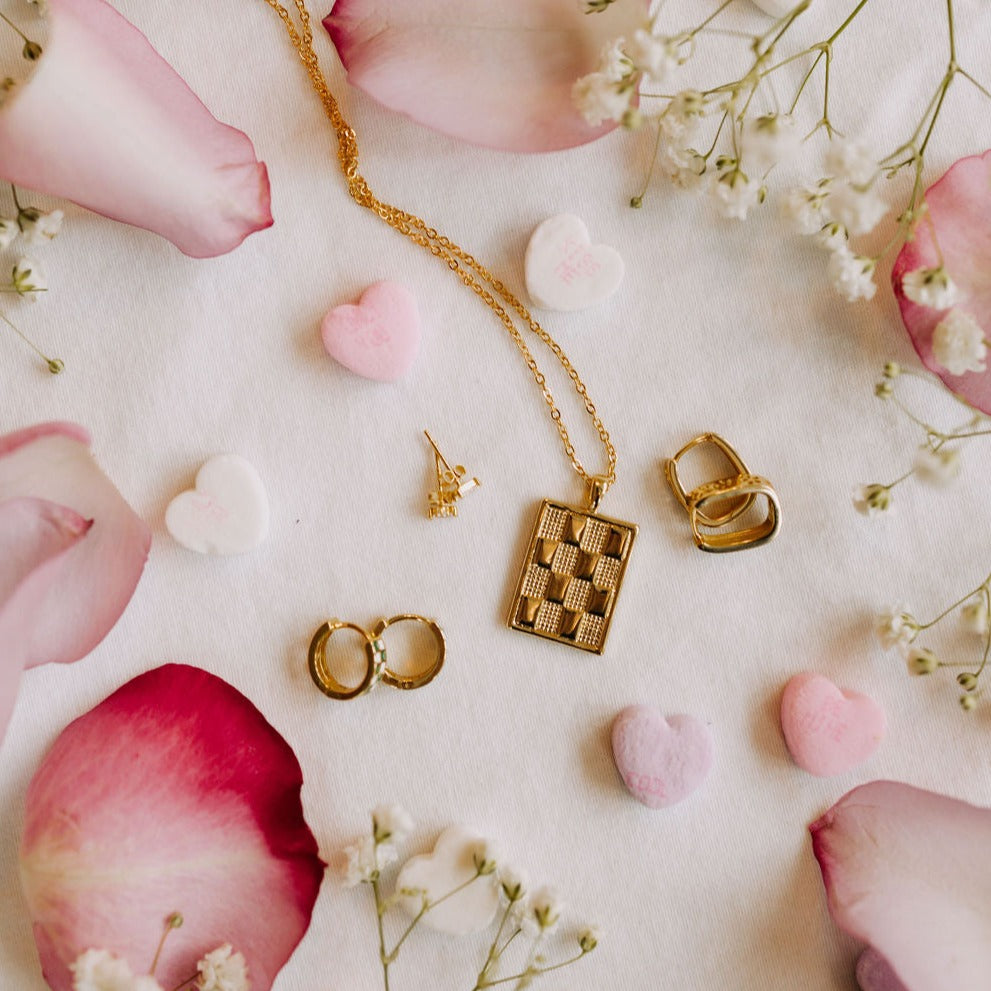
907, 647, 938, 675
960, 693, 978, 712
578, 925, 601, 953
956, 672, 979, 692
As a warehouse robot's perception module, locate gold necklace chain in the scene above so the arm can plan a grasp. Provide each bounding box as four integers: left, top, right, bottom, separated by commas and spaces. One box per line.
262, 0, 618, 498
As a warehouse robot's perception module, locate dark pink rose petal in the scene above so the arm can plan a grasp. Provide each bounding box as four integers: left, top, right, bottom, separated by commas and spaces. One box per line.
0, 497, 91, 745
324, 0, 645, 152
0, 422, 150, 670
856, 948, 909, 991
810, 780, 991, 991
892, 149, 991, 411
20, 664, 324, 991
0, 0, 273, 257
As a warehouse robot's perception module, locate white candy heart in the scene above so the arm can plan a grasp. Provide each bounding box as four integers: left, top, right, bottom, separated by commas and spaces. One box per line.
524, 213, 624, 312
395, 826, 499, 935
165, 454, 269, 555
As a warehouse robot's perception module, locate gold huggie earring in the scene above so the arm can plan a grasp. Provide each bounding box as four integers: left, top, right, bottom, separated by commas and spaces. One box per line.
307, 615, 445, 700
664, 433, 780, 553
424, 430, 480, 519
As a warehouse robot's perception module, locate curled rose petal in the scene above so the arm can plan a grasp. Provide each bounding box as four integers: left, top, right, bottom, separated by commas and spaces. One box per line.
323, 0, 645, 152
20, 664, 324, 991
0, 0, 272, 257
0, 497, 91, 745
856, 947, 909, 991
0, 422, 150, 671
810, 780, 991, 991
892, 150, 991, 412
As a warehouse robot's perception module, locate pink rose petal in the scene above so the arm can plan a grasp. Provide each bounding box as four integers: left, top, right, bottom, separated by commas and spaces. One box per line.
0, 0, 273, 257
892, 149, 991, 411
20, 664, 324, 991
323, 0, 645, 152
810, 780, 991, 991
0, 422, 150, 670
0, 497, 91, 745
856, 948, 909, 991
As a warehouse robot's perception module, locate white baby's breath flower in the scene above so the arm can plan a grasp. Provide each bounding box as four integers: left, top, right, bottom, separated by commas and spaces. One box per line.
828, 247, 876, 301
931, 308, 987, 376
852, 483, 890, 516
0, 217, 19, 250
741, 113, 800, 173
578, 924, 601, 953
70, 950, 163, 991
372, 804, 414, 844
12, 256, 46, 300
876, 606, 920, 650
572, 72, 632, 127
901, 266, 960, 310
906, 645, 939, 675
782, 184, 829, 235
524, 886, 565, 936
470, 838, 499, 876
712, 170, 761, 221
499, 866, 528, 903
815, 220, 848, 252
19, 208, 63, 245
197, 944, 248, 991
913, 445, 961, 486
960, 596, 990, 636
824, 137, 876, 185
627, 29, 679, 86
597, 36, 633, 82
824, 182, 887, 236
341, 835, 379, 886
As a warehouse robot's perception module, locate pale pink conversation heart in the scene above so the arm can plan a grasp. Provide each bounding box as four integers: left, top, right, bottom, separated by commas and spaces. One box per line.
525, 213, 624, 312
780, 672, 886, 777
320, 280, 420, 382
611, 705, 714, 809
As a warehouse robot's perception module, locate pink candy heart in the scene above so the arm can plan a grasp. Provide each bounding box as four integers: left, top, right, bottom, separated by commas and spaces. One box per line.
611, 705, 714, 809
780, 672, 886, 777
320, 280, 420, 382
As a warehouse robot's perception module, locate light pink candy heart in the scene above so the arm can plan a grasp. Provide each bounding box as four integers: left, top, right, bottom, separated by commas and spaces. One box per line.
780, 672, 886, 777
320, 280, 420, 382
611, 705, 714, 809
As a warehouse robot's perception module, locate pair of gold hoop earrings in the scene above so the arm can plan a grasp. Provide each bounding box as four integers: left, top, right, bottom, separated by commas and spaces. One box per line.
308, 614, 445, 701
665, 433, 781, 553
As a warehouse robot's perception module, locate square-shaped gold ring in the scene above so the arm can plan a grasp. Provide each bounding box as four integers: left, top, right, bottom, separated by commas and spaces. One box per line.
687, 475, 781, 553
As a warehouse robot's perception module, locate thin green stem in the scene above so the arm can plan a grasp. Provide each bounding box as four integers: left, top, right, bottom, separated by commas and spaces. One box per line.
946, 0, 956, 63
631, 123, 663, 206
385, 872, 482, 963
11, 183, 22, 213
475, 950, 589, 988
0, 11, 30, 42
168, 975, 198, 991
788, 47, 824, 115
826, 0, 871, 45
687, 0, 737, 39
881, 468, 916, 491
958, 68, 991, 101
472, 903, 515, 990
371, 879, 391, 991
975, 585, 991, 678
920, 576, 991, 630
0, 309, 62, 372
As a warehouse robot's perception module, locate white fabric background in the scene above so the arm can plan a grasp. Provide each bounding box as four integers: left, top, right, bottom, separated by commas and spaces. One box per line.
2, 1, 991, 989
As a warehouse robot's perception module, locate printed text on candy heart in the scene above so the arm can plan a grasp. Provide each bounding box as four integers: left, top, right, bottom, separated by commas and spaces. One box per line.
623, 773, 668, 798
554, 236, 603, 285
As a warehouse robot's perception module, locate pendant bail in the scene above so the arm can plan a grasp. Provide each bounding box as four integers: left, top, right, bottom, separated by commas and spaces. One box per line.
585, 475, 609, 513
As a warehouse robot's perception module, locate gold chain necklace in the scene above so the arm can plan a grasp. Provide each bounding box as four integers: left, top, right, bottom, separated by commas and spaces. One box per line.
263, 0, 637, 653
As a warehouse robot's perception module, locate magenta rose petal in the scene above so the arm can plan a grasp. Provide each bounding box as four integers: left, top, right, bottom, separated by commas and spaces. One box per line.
0, 0, 273, 258
810, 780, 991, 991
0, 423, 150, 670
892, 149, 991, 412
0, 497, 91, 745
323, 0, 644, 152
20, 664, 324, 991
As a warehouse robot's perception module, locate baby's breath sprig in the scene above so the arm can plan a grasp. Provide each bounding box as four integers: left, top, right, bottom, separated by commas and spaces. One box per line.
852, 362, 990, 515
575, 0, 991, 303
339, 807, 600, 991
877, 574, 991, 711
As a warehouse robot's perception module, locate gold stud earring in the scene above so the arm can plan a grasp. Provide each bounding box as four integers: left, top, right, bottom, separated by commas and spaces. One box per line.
424, 430, 480, 519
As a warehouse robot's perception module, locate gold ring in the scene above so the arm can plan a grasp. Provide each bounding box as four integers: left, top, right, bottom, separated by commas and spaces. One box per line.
307, 620, 386, 700
665, 434, 780, 553
373, 614, 446, 690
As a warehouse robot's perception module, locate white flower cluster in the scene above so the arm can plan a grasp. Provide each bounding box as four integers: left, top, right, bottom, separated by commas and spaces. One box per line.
70, 945, 248, 991
341, 803, 415, 886
1, 204, 62, 301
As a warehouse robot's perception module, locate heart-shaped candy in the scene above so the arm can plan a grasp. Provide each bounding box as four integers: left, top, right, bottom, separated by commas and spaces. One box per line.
524, 213, 624, 312
611, 705, 714, 809
780, 672, 886, 777
320, 280, 420, 382
165, 454, 269, 555
394, 825, 499, 935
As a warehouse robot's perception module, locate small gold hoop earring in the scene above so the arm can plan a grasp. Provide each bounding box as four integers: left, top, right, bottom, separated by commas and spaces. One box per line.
374, 614, 446, 690
307, 620, 386, 700
664, 433, 780, 553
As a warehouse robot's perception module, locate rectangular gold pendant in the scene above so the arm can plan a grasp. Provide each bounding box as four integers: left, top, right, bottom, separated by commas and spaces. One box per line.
508, 499, 637, 655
